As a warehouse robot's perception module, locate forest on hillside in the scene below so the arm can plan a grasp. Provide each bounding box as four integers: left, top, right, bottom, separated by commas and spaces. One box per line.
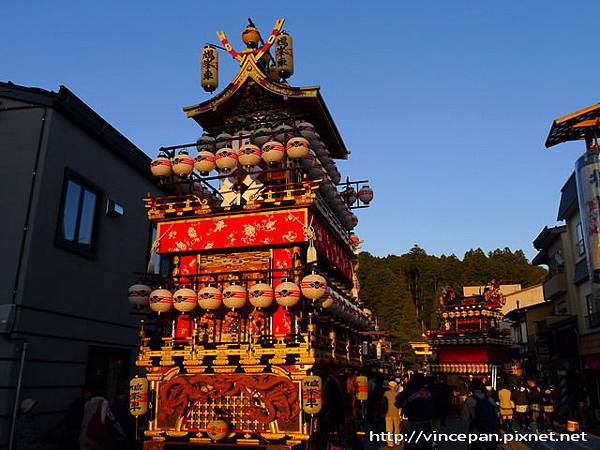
356, 246, 547, 367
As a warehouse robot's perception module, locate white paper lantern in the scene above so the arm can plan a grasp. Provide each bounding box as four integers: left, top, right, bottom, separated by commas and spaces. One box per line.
173, 288, 197, 312
286, 137, 310, 159
222, 284, 247, 309
275, 281, 301, 307
197, 286, 222, 311
248, 282, 274, 309
194, 151, 216, 174
150, 155, 172, 177
261, 141, 285, 164
149, 289, 173, 313
301, 274, 327, 299
128, 284, 151, 307
238, 144, 262, 167
215, 148, 238, 171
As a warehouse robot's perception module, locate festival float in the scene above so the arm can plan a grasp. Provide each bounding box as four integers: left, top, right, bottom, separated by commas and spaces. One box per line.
128, 19, 378, 450
427, 281, 511, 386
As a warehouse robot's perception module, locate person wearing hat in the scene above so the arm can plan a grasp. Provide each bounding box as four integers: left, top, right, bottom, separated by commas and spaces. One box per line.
15, 398, 46, 450
382, 380, 401, 448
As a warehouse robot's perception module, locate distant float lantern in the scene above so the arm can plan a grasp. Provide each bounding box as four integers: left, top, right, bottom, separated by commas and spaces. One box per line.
261, 140, 285, 164
248, 282, 274, 309
173, 288, 197, 312
150, 153, 172, 177
194, 151, 216, 174
238, 144, 262, 167
215, 148, 238, 171
129, 376, 148, 416
302, 375, 322, 414
197, 286, 222, 311
301, 274, 327, 300
128, 283, 151, 307
172, 150, 194, 176
206, 419, 229, 441
286, 137, 310, 159
274, 32, 294, 79
275, 281, 301, 307
201, 46, 219, 93
222, 284, 247, 309
149, 289, 173, 313
356, 376, 369, 401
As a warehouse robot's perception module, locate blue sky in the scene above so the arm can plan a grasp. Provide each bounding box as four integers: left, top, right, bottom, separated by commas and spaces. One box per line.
3, 1, 598, 260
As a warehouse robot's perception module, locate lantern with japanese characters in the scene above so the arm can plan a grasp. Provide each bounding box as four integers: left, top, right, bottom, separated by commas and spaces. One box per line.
261, 140, 285, 164
301, 274, 327, 300
275, 281, 301, 307
215, 148, 238, 171
222, 284, 247, 309
356, 376, 369, 401
248, 282, 274, 309
128, 283, 151, 307
150, 153, 172, 177
197, 286, 222, 311
238, 144, 262, 167
129, 376, 148, 416
149, 289, 173, 313
201, 46, 219, 93
173, 288, 197, 312
576, 148, 600, 283
172, 150, 194, 176
274, 32, 294, 79
286, 137, 310, 159
302, 375, 322, 414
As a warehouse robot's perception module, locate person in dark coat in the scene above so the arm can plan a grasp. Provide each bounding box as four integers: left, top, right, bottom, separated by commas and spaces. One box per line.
400, 374, 433, 450
431, 375, 450, 430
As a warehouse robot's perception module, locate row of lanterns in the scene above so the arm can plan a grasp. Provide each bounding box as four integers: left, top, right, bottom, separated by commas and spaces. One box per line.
322, 288, 371, 328
441, 309, 502, 319
429, 363, 491, 374
128, 274, 328, 313
430, 337, 511, 346
150, 138, 311, 178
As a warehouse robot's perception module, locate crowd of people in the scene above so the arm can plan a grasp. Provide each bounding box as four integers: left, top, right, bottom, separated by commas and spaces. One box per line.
14, 388, 134, 450
368, 373, 592, 449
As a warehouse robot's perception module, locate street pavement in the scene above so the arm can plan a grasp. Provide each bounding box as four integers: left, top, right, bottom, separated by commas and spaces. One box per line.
364, 417, 600, 450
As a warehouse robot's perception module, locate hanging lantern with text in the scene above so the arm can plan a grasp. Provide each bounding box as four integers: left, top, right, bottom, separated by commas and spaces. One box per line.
302, 375, 322, 414
201, 46, 219, 92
